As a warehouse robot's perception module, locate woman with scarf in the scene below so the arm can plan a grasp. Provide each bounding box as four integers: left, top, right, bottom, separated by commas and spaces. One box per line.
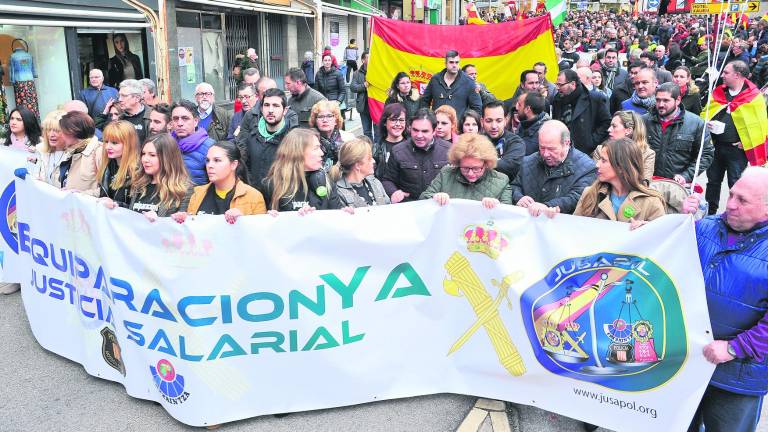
385, 72, 420, 121
262, 128, 346, 213
54, 111, 103, 196
373, 103, 408, 179
672, 66, 702, 115
420, 133, 512, 208
97, 120, 139, 207
31, 110, 67, 187
309, 100, 354, 170
171, 141, 266, 224
107, 33, 143, 88
170, 99, 215, 185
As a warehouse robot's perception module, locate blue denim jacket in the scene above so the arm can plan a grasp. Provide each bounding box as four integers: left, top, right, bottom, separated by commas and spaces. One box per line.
10, 48, 35, 83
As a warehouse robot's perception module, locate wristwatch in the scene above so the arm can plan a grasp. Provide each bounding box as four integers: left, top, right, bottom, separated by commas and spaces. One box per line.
726, 342, 737, 357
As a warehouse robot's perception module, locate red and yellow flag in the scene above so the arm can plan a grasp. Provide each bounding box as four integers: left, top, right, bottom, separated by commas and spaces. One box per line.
367, 16, 558, 122
702, 80, 768, 167
465, 1, 486, 25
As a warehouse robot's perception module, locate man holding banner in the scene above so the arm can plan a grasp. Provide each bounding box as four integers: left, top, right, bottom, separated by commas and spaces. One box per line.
683, 167, 768, 432
420, 50, 482, 119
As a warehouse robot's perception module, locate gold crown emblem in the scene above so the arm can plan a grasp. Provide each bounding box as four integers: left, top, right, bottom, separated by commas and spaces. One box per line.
463, 223, 509, 260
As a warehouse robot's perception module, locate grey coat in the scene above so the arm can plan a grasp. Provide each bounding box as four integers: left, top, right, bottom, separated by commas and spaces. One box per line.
336, 175, 390, 207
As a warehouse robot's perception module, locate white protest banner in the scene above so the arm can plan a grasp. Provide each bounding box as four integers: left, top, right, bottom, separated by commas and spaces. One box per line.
4, 164, 715, 431
0, 148, 27, 283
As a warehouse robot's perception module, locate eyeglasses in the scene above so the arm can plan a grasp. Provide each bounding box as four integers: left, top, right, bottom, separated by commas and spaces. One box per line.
195, 92, 213, 97
387, 117, 406, 124
459, 166, 484, 174
317, 114, 335, 120
237, 94, 255, 100
555, 81, 573, 88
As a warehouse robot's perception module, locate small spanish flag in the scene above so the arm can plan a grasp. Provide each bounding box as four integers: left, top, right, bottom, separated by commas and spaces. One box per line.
367, 15, 558, 122
702, 80, 768, 167
465, 1, 486, 25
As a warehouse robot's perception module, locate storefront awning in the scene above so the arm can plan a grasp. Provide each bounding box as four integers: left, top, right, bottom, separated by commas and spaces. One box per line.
0, 4, 147, 21
0, 18, 150, 28
322, 1, 387, 17
181, 0, 315, 17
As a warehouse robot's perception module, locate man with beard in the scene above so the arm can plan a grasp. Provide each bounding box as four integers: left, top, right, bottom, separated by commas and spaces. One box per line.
482, 100, 525, 180
621, 68, 658, 115
516, 91, 550, 155
551, 69, 611, 156
643, 82, 713, 184
240, 88, 298, 189
600, 48, 628, 92
148, 102, 171, 135
560, 39, 580, 71
195, 82, 232, 142
284, 67, 326, 128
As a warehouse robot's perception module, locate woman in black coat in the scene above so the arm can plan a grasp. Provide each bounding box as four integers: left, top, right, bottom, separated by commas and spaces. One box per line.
315, 54, 346, 105
107, 33, 144, 88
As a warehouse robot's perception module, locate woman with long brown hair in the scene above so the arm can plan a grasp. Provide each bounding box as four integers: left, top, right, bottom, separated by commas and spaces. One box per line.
575, 138, 665, 228
97, 120, 139, 207
126, 133, 192, 222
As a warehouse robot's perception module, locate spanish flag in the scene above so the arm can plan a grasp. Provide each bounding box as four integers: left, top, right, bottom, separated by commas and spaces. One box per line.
702, 80, 768, 167
367, 15, 558, 123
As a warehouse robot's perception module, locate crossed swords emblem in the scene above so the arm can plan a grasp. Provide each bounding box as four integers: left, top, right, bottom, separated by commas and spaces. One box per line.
444, 252, 526, 377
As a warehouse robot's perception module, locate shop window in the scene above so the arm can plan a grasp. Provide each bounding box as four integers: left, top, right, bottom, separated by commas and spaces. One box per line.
202, 14, 222, 30
178, 11, 201, 28
0, 25, 71, 118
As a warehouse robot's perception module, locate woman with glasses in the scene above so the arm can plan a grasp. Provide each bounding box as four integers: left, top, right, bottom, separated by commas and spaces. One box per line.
309, 100, 355, 170
385, 72, 420, 120
603, 110, 655, 183
373, 103, 408, 179
419, 133, 512, 208
330, 138, 390, 207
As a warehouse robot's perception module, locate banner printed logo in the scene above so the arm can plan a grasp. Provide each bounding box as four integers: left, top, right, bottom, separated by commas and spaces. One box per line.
150, 359, 191, 404
444, 221, 526, 376
0, 181, 18, 255
520, 253, 687, 391
100, 327, 126, 376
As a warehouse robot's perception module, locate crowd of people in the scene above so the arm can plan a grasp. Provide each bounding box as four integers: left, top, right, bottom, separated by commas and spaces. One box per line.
1, 9, 768, 432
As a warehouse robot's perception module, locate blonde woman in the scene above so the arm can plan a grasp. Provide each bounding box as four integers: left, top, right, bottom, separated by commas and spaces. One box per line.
98, 120, 139, 207
601, 110, 655, 183
420, 133, 512, 208
262, 128, 345, 213
434, 105, 459, 144
32, 110, 68, 186
124, 133, 192, 222
575, 138, 665, 227
57, 111, 103, 196
330, 138, 390, 207
309, 100, 355, 170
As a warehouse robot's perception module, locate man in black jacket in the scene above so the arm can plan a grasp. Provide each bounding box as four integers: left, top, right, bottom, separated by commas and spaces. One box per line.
512, 120, 597, 215
482, 100, 525, 181
382, 108, 451, 203
643, 82, 713, 185
239, 88, 299, 189
421, 50, 482, 119
551, 69, 611, 156
610, 62, 645, 115
516, 91, 550, 156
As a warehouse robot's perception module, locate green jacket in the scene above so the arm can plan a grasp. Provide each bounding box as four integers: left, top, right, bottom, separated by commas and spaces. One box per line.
419, 165, 513, 204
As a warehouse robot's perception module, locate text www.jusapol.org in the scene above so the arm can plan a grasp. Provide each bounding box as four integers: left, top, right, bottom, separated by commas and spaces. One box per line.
572, 387, 658, 419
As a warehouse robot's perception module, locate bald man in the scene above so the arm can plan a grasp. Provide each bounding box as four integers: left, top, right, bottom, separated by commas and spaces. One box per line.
511, 120, 597, 215
194, 82, 232, 141
78, 69, 118, 118
683, 167, 768, 432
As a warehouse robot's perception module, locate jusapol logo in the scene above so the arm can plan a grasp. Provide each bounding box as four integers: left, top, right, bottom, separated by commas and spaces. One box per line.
150, 359, 190, 404
0, 181, 18, 254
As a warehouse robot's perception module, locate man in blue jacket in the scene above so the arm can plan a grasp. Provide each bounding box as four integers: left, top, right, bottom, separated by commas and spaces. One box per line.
79, 69, 118, 119
683, 166, 768, 432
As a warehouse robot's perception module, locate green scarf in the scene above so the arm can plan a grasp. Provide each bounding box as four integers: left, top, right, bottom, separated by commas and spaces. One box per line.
258, 116, 285, 140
